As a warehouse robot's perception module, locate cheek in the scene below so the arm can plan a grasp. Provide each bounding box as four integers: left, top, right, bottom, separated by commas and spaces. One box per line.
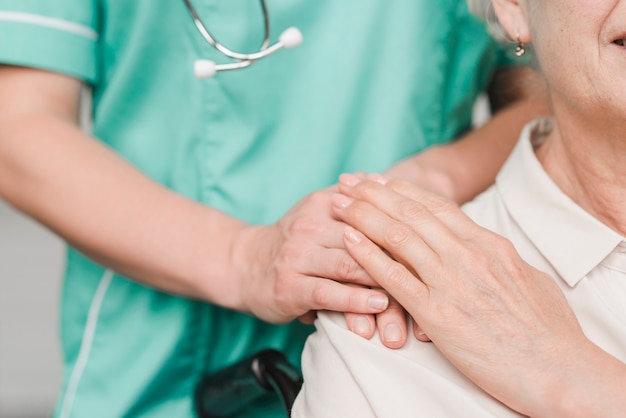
528, 1, 586, 62
527, 1, 617, 110
530, 17, 597, 95
537, 42, 607, 111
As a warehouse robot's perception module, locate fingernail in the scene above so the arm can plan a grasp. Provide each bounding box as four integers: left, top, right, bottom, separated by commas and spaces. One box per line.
354, 316, 371, 335
414, 325, 427, 339
384, 324, 403, 343
344, 227, 363, 244
368, 173, 389, 185
332, 193, 353, 209
339, 173, 361, 187
368, 294, 388, 310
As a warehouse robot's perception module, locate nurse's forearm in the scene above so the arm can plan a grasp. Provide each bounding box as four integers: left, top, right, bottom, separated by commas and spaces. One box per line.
385, 67, 551, 204
0, 67, 388, 323
385, 96, 550, 204
430, 97, 546, 203
0, 108, 250, 308
0, 67, 254, 308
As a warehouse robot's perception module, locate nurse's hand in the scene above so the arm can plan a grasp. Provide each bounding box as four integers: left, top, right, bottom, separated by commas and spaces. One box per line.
233, 186, 409, 348
342, 294, 411, 349
331, 174, 611, 417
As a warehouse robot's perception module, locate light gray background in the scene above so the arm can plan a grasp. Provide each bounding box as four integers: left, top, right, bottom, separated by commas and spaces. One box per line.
0, 87, 92, 418
0, 198, 64, 418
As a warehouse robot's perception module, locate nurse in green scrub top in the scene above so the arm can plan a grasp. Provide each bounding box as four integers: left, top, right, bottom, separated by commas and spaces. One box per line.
0, 0, 547, 417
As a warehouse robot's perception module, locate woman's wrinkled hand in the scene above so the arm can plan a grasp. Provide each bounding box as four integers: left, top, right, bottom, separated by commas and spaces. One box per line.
332, 173, 590, 416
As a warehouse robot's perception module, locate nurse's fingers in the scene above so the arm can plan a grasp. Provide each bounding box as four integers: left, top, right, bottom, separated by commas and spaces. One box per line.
282, 186, 361, 250
344, 293, 409, 348
298, 311, 318, 324
373, 294, 408, 349
412, 319, 431, 342
294, 277, 390, 316
344, 313, 376, 340
305, 247, 378, 287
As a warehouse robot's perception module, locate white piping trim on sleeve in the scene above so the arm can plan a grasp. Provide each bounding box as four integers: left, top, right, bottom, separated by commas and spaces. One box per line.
0, 11, 98, 40
58, 269, 114, 418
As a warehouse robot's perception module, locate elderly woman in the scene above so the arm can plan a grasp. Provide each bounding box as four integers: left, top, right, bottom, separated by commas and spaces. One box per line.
291, 0, 626, 416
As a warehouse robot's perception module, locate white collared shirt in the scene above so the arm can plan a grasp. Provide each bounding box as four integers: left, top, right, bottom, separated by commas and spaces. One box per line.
291, 119, 626, 417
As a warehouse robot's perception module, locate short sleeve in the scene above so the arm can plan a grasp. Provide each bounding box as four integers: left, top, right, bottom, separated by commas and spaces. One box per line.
0, 0, 100, 83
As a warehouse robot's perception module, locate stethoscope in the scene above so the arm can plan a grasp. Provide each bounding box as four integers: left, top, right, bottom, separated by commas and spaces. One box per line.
183, 0, 303, 79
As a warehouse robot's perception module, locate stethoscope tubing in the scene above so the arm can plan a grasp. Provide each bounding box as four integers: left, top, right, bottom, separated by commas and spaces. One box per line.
183, 0, 302, 77
183, 0, 271, 62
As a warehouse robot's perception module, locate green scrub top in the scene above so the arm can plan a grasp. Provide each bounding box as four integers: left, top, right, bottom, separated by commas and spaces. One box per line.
0, 0, 515, 416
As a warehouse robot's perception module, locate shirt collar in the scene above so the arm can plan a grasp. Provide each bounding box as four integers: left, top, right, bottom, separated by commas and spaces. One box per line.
496, 118, 625, 287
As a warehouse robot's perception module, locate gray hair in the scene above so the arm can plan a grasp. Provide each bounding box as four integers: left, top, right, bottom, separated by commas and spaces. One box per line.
466, 0, 509, 43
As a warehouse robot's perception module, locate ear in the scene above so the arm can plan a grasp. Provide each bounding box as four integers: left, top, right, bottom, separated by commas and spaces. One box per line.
491, 0, 531, 43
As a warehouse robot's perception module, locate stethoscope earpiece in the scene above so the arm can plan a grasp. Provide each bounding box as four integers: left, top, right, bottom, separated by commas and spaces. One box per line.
184, 0, 302, 79
194, 60, 217, 79
278, 27, 303, 49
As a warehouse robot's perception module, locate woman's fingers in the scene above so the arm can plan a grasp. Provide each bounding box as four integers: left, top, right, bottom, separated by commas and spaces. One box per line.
341, 226, 429, 319
332, 190, 448, 290
339, 174, 480, 242
334, 175, 495, 289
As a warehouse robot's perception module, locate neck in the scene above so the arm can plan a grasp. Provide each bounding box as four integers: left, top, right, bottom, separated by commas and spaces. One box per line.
536, 104, 626, 236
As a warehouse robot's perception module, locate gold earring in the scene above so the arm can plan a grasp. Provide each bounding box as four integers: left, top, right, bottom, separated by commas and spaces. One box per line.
515, 33, 526, 57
